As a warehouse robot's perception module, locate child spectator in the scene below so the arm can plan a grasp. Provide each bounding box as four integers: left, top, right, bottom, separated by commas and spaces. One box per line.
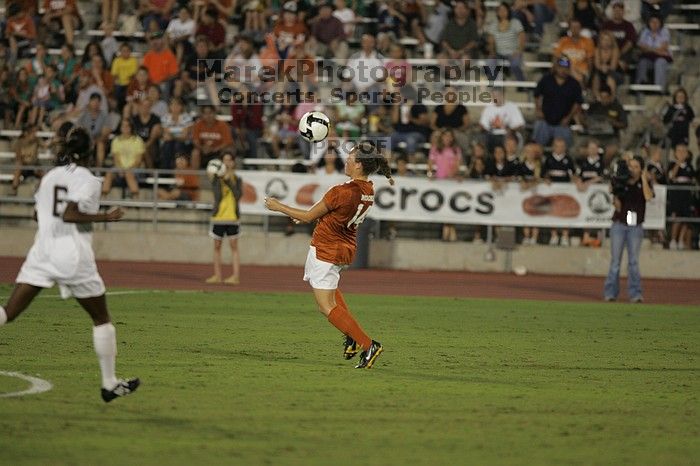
667, 144, 696, 250
575, 139, 606, 247
29, 64, 64, 127
519, 142, 543, 245
543, 137, 575, 246
102, 118, 145, 198
158, 154, 200, 201
26, 43, 51, 77
11, 68, 33, 129
428, 129, 463, 242
100, 22, 119, 66
645, 144, 666, 246
111, 43, 139, 109
207, 152, 242, 285
636, 15, 671, 90
166, 6, 196, 65
10, 124, 43, 196
663, 88, 695, 147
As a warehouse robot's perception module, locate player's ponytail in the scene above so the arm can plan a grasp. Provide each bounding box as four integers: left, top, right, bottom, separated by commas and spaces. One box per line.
376, 153, 395, 186
355, 142, 395, 185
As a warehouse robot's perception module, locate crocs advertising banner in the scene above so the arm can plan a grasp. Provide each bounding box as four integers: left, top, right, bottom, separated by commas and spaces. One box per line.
238, 172, 667, 229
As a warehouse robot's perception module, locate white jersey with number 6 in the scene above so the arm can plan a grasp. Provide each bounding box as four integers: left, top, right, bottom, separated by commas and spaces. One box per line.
16, 164, 106, 299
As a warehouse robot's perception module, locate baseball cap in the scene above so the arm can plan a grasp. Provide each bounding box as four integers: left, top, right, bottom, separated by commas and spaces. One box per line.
556, 56, 571, 68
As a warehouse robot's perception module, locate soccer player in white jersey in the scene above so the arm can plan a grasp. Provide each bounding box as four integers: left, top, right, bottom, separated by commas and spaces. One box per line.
0, 127, 140, 403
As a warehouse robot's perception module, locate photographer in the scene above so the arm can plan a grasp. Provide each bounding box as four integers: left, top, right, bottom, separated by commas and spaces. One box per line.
604, 155, 654, 303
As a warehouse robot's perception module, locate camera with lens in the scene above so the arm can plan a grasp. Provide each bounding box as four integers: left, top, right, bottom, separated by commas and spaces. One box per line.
611, 160, 630, 197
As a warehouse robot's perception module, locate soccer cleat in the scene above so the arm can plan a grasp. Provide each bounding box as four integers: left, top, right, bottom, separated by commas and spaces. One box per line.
101, 378, 140, 403
355, 341, 383, 369
343, 335, 359, 360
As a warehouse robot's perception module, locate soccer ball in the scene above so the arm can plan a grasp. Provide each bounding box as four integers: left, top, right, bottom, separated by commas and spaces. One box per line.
206, 159, 226, 177
299, 111, 331, 143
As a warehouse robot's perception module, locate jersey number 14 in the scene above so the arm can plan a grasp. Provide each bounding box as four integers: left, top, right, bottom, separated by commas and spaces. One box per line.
347, 203, 371, 230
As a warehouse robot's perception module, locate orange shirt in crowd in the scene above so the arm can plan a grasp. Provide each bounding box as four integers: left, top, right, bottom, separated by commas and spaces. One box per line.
554, 36, 595, 76
192, 119, 233, 151
6, 14, 37, 40
311, 179, 374, 265
142, 48, 178, 84
177, 173, 200, 200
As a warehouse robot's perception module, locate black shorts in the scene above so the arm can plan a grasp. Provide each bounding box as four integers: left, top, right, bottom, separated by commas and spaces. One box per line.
667, 189, 694, 218
210, 224, 240, 240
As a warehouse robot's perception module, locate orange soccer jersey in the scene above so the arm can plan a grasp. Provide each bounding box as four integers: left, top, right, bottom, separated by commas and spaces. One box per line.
312, 179, 374, 265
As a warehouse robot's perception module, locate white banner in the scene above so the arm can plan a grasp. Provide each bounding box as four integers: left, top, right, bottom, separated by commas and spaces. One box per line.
236, 171, 667, 229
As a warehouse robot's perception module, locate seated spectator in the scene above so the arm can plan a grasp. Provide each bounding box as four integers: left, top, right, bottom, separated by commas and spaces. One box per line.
602, 0, 637, 72
391, 100, 431, 160
553, 18, 595, 85
429, 129, 463, 242
575, 139, 606, 246
124, 66, 152, 117
11, 68, 33, 129
88, 53, 115, 98
399, 0, 427, 46
102, 118, 145, 197
166, 6, 196, 65
504, 133, 521, 169
518, 142, 543, 245
569, 0, 600, 37
191, 104, 234, 168
512, 0, 556, 37
147, 85, 168, 119
316, 147, 345, 175
543, 137, 575, 246
663, 88, 695, 147
431, 87, 470, 154
667, 144, 696, 250
158, 153, 200, 201
111, 43, 139, 109
333, 0, 356, 38
377, 1, 404, 44
439, 0, 479, 59
80, 41, 106, 71
311, 1, 349, 60
424, 0, 451, 51
394, 153, 414, 177
485, 144, 517, 188
29, 64, 64, 127
230, 86, 264, 158
592, 31, 622, 98
196, 7, 227, 60
273, 2, 308, 59
486, 2, 526, 82
160, 97, 194, 169
26, 43, 51, 77
586, 84, 627, 161
533, 57, 583, 147
131, 99, 162, 168
10, 124, 43, 195
100, 22, 119, 65
635, 14, 671, 90
55, 44, 80, 99
479, 87, 525, 152
142, 31, 179, 88
77, 93, 110, 166
270, 103, 303, 159
180, 37, 216, 99
346, 33, 386, 101
5, 4, 37, 61
138, 0, 173, 31
41, 0, 82, 46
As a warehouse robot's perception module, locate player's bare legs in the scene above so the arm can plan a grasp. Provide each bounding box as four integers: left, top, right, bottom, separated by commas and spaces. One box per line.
224, 237, 240, 285
0, 283, 44, 324
207, 239, 223, 283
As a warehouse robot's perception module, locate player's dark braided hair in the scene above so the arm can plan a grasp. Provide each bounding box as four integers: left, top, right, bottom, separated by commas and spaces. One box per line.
355, 141, 395, 186
53, 121, 75, 166
54, 126, 92, 166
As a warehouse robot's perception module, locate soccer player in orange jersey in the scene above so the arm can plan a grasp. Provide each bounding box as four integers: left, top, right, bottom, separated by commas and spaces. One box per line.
264, 145, 393, 368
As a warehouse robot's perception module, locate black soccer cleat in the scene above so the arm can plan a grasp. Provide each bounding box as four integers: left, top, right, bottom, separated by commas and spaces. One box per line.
355, 341, 383, 369
101, 378, 140, 403
343, 335, 359, 360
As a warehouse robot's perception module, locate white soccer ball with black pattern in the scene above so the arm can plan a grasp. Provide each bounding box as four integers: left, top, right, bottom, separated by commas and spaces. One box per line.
206, 158, 226, 177
298, 111, 331, 143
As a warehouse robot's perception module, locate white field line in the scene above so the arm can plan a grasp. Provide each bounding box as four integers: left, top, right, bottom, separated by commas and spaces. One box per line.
0, 371, 53, 398
0, 289, 202, 300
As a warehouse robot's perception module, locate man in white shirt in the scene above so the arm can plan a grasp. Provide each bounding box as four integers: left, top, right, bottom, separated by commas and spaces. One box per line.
479, 87, 525, 151
345, 34, 386, 103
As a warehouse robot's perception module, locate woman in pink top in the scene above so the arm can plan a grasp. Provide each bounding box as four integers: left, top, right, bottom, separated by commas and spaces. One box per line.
428, 129, 463, 241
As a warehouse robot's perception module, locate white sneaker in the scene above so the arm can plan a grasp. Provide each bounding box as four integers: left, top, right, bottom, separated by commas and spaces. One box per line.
669, 240, 677, 250
549, 235, 559, 246
678, 242, 685, 250
560, 237, 570, 247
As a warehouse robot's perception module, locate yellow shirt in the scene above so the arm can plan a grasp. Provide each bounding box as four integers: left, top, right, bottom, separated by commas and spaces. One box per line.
111, 135, 145, 169
212, 178, 239, 223
111, 56, 139, 86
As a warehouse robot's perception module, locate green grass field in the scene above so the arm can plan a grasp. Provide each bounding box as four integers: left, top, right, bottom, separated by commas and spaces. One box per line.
0, 284, 698, 465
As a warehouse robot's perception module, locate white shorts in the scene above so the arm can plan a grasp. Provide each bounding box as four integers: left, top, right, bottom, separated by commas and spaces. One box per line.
16, 237, 106, 299
303, 246, 344, 290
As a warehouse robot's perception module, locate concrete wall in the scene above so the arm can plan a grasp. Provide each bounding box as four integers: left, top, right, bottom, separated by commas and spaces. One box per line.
1, 227, 699, 279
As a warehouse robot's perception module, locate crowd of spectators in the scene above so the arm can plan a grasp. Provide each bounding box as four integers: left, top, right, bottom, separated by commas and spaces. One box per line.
0, 0, 699, 248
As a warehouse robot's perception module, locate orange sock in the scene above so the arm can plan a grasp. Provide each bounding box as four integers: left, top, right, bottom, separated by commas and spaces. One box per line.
327, 305, 372, 350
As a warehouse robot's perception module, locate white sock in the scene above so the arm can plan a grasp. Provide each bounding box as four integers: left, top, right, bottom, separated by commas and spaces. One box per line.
93, 323, 119, 390
0, 306, 7, 326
